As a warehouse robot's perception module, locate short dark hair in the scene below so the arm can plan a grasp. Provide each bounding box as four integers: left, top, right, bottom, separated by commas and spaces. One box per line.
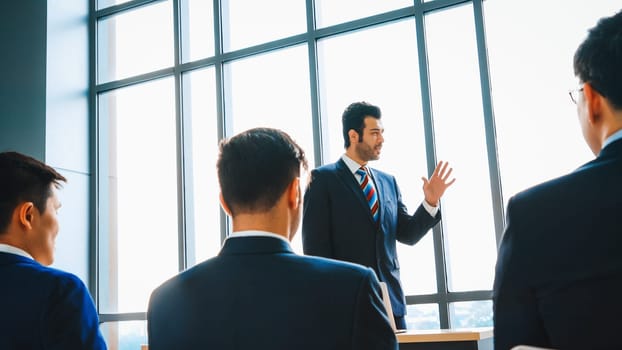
342, 101, 382, 149
573, 10, 622, 110
217, 128, 307, 216
0, 152, 67, 233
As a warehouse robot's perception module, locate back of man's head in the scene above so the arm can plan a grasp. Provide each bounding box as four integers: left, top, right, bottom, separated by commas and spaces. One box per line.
217, 128, 307, 216
574, 10, 622, 110
0, 152, 66, 234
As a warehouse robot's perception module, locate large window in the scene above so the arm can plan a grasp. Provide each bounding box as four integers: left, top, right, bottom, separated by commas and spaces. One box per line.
425, 3, 497, 293
93, 0, 621, 347
485, 0, 621, 202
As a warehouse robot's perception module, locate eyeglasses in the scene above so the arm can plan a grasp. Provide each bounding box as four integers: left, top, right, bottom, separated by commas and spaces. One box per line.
568, 84, 585, 104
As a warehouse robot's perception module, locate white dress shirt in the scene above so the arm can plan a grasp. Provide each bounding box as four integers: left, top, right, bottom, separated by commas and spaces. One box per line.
0, 243, 34, 260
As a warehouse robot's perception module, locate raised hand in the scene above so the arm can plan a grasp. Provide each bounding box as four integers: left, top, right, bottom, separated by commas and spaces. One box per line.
421, 161, 456, 207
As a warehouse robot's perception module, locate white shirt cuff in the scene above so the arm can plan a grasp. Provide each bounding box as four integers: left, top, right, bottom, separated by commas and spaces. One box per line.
421, 200, 439, 217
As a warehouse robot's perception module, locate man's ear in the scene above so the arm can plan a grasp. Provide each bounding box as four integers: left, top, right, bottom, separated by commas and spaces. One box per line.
219, 193, 232, 216
348, 129, 359, 144
584, 83, 603, 125
288, 177, 301, 209
17, 202, 35, 230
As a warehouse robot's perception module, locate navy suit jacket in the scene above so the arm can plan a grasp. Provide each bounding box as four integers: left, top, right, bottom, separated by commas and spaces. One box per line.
0, 252, 106, 350
302, 159, 441, 317
147, 236, 397, 350
493, 139, 622, 350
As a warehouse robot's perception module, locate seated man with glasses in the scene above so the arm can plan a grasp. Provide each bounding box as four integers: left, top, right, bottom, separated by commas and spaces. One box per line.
493, 10, 622, 350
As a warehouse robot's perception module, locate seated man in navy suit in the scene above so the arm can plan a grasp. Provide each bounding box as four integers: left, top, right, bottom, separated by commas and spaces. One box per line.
0, 151, 107, 349
148, 127, 397, 350
493, 10, 622, 350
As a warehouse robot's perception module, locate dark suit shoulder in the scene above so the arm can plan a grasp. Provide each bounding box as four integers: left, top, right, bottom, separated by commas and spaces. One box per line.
368, 166, 394, 180
510, 152, 622, 207
500, 146, 622, 282
311, 161, 341, 176
310, 161, 395, 185
307, 161, 349, 191
152, 253, 376, 300
151, 254, 219, 294
5, 255, 85, 289
295, 254, 375, 277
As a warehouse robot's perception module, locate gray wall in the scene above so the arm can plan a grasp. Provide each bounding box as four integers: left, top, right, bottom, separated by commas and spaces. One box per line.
0, 1, 91, 286
0, 1, 47, 159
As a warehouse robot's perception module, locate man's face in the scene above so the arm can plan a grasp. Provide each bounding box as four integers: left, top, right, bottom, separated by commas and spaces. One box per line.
354, 116, 384, 162
27, 185, 61, 266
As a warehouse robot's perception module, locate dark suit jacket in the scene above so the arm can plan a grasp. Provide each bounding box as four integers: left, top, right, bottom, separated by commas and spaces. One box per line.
302, 159, 441, 317
0, 252, 106, 350
493, 139, 622, 350
147, 236, 397, 350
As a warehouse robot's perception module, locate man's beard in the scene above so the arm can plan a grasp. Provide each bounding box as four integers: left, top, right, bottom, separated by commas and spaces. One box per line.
356, 142, 380, 161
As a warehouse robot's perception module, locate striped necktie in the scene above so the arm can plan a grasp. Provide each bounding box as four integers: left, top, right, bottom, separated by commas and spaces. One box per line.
356, 167, 379, 223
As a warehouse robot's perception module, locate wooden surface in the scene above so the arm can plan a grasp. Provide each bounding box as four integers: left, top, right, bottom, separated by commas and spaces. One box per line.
140, 327, 493, 349
397, 327, 493, 343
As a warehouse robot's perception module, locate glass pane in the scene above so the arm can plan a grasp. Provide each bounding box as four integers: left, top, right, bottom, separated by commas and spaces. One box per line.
405, 304, 440, 330
182, 67, 221, 265
100, 321, 148, 350
400, 234, 436, 295
425, 4, 497, 292
97, 0, 132, 10
97, 1, 173, 83
221, 0, 306, 52
485, 0, 618, 203
225, 45, 313, 254
180, 0, 215, 62
450, 300, 493, 328
317, 19, 436, 295
315, 0, 412, 28
98, 77, 179, 313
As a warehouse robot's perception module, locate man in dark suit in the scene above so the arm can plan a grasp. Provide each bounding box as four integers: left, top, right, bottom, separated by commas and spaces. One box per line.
148, 127, 397, 350
0, 151, 107, 349
302, 102, 455, 329
493, 10, 622, 350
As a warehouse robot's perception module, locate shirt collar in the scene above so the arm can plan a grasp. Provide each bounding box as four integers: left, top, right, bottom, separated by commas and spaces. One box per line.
225, 230, 291, 246
342, 154, 366, 175
0, 243, 34, 260
602, 128, 622, 150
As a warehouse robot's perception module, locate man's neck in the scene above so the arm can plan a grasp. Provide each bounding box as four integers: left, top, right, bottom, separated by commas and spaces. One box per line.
344, 150, 366, 166
230, 212, 290, 241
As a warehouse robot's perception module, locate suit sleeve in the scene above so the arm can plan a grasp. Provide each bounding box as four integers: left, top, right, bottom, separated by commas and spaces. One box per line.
351, 269, 398, 350
393, 177, 441, 245
493, 196, 548, 350
44, 273, 107, 350
302, 170, 334, 258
